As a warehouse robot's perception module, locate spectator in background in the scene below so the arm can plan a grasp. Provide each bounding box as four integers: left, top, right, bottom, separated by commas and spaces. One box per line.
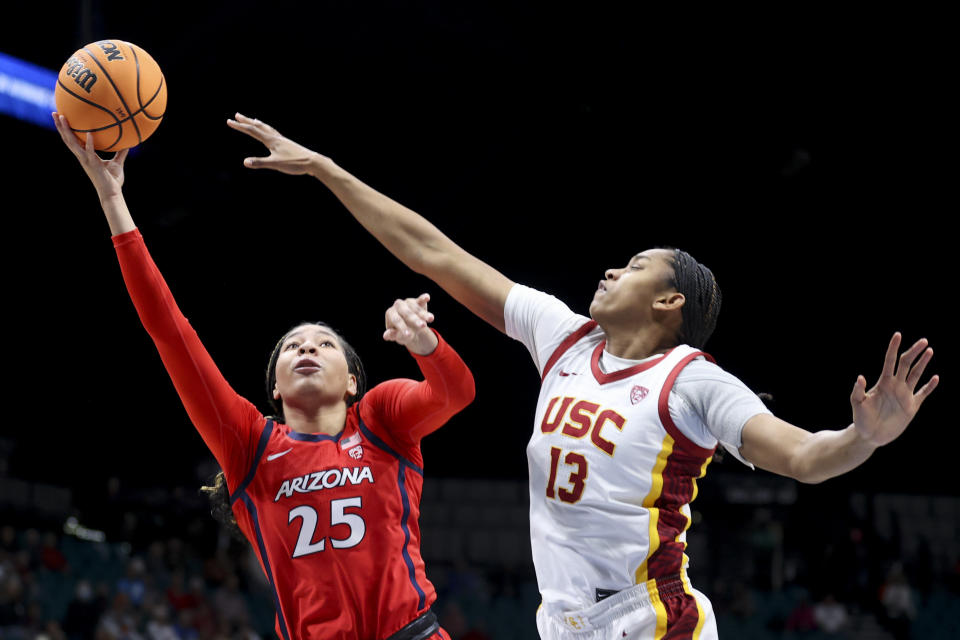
40, 532, 68, 573
143, 542, 168, 587
211, 574, 248, 631
0, 525, 17, 557
813, 593, 848, 636
164, 570, 197, 614
144, 604, 178, 640
115, 558, 147, 609
63, 579, 107, 640
95, 592, 143, 640
171, 608, 199, 640
785, 594, 816, 633
0, 570, 27, 634
880, 562, 916, 640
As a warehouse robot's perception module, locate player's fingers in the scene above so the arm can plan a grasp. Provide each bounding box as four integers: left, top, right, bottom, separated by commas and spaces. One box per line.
396, 298, 429, 330
114, 148, 129, 167
83, 131, 97, 157
915, 375, 940, 404
228, 115, 269, 142
412, 293, 435, 322
905, 348, 934, 390
236, 112, 277, 134
54, 114, 82, 154
850, 375, 867, 405
880, 332, 902, 378
896, 338, 929, 380
243, 156, 271, 169
383, 328, 400, 343
384, 305, 412, 338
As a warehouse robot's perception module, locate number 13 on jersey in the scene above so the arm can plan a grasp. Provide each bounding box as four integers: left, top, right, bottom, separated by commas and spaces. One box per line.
546, 447, 587, 503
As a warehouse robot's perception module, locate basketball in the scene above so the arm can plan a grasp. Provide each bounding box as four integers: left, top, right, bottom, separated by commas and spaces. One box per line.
54, 40, 167, 151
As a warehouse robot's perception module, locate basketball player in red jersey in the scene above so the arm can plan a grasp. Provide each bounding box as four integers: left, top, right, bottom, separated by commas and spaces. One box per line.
53, 112, 475, 640
227, 114, 939, 640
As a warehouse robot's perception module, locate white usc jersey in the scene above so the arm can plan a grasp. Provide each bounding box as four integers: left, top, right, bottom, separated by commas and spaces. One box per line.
526, 319, 718, 615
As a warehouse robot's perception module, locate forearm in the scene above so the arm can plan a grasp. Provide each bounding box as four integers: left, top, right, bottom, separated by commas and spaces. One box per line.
310, 158, 454, 275
788, 424, 878, 484
740, 414, 879, 484
309, 157, 513, 331
100, 192, 136, 236
113, 230, 259, 467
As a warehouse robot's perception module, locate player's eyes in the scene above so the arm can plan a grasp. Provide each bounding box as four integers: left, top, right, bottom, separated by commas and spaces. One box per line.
285, 343, 299, 350
320, 341, 335, 348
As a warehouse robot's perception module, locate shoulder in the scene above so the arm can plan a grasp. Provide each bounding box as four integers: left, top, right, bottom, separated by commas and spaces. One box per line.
671, 356, 767, 407
675, 356, 746, 387
359, 378, 418, 410
505, 283, 589, 335
506, 283, 575, 314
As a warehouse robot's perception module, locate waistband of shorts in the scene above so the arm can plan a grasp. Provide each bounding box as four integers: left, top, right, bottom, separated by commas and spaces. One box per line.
556, 572, 690, 632
383, 608, 439, 640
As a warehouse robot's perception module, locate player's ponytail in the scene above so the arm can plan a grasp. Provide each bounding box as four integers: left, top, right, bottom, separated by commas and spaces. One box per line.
264, 322, 367, 421
668, 249, 722, 349
200, 471, 245, 541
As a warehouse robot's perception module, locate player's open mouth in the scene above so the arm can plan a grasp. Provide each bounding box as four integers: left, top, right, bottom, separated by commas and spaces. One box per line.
294, 357, 322, 373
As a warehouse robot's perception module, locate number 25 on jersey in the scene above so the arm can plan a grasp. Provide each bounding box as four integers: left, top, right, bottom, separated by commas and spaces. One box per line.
288, 497, 366, 558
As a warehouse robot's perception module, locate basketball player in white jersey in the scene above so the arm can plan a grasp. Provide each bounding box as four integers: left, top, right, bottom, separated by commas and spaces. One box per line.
227, 114, 939, 640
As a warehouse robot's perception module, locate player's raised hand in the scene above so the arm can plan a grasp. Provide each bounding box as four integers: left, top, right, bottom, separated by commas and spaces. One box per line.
227, 113, 329, 175
384, 294, 438, 356
53, 112, 128, 198
851, 332, 939, 447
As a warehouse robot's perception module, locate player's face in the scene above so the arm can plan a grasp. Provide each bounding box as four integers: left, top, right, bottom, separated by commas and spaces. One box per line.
589, 249, 680, 328
273, 324, 357, 408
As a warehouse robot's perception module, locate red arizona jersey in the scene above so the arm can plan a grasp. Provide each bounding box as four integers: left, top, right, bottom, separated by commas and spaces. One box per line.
114, 229, 475, 639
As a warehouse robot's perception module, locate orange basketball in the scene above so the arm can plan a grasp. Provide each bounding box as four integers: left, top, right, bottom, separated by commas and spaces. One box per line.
54, 40, 167, 151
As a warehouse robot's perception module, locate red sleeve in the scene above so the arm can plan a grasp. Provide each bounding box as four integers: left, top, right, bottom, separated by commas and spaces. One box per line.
359, 330, 475, 449
112, 229, 264, 485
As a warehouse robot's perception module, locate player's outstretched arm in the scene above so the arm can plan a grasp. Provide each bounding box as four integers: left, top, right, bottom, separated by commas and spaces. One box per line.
739, 333, 938, 484
227, 113, 515, 333
53, 113, 135, 236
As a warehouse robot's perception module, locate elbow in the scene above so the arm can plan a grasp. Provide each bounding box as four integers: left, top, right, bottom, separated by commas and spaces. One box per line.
456, 377, 477, 412
787, 457, 831, 485
450, 370, 477, 413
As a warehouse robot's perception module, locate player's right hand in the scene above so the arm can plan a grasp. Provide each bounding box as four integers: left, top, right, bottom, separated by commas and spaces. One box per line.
384, 294, 438, 356
53, 112, 127, 198
227, 113, 329, 176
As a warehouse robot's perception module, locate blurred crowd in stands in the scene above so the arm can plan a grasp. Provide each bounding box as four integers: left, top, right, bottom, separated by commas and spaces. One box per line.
1, 468, 958, 640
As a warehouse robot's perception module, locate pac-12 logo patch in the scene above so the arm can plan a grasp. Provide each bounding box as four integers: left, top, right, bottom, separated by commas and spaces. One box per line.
348, 445, 364, 460
630, 385, 649, 404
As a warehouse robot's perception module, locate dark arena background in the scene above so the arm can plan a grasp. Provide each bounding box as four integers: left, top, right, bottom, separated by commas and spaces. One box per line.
1, 3, 955, 639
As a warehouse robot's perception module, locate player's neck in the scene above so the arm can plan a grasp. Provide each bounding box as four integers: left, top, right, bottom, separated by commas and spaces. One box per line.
602, 325, 676, 360
282, 402, 348, 436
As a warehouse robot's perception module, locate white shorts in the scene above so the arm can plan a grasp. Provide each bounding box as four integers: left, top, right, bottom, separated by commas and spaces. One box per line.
535, 574, 718, 640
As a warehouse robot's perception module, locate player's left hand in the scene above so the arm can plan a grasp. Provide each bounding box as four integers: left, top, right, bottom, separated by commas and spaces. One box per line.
851, 332, 939, 446
384, 294, 438, 356
53, 112, 128, 198
227, 113, 324, 175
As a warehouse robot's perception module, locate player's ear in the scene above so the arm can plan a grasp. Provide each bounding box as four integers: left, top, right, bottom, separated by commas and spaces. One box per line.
344, 374, 358, 400
653, 292, 685, 311
273, 384, 281, 401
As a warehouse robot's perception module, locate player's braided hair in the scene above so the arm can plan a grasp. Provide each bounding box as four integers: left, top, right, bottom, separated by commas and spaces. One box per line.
666, 249, 722, 349
264, 322, 367, 422
200, 471, 245, 541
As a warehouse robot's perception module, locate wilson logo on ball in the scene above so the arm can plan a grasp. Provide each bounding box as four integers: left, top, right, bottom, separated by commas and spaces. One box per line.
63, 57, 97, 92
95, 41, 124, 62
